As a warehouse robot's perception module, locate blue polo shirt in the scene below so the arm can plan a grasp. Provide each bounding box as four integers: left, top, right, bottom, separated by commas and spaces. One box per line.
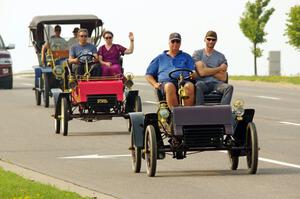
146, 50, 195, 82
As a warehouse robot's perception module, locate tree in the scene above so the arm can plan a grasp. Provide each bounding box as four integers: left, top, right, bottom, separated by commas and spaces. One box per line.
285, 5, 300, 51
239, 0, 275, 76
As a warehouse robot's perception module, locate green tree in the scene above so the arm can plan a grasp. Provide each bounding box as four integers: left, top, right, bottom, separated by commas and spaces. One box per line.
285, 5, 300, 51
239, 0, 275, 76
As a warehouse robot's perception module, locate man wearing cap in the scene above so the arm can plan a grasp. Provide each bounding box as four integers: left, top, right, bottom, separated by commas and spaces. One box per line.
146, 32, 195, 110
193, 30, 233, 105
68, 27, 79, 48
41, 25, 68, 64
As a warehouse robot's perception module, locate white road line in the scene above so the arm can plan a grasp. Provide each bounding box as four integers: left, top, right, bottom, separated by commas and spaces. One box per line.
134, 82, 149, 86
21, 83, 34, 86
259, 157, 300, 169
279, 121, 300, 126
143, 100, 158, 105
59, 153, 300, 169
58, 154, 130, 159
255, 95, 280, 100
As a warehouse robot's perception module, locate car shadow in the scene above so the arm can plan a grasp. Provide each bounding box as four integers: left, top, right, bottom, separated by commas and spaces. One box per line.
153, 167, 300, 178
67, 131, 129, 137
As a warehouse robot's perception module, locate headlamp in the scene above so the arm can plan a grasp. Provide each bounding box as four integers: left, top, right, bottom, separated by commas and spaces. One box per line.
233, 99, 245, 119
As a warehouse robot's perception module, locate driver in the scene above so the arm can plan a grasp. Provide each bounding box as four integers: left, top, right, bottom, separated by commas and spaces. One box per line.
145, 32, 195, 110
68, 28, 101, 76
41, 25, 68, 64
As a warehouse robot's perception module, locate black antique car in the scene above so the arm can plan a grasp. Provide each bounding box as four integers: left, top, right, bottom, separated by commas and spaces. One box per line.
29, 15, 103, 107
129, 68, 258, 177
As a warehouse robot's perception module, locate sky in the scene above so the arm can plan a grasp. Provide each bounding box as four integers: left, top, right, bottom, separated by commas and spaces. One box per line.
0, 0, 299, 76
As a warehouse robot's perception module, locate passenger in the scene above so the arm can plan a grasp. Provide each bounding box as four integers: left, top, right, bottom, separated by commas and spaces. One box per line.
68, 28, 101, 77
145, 32, 195, 110
98, 31, 134, 76
41, 25, 68, 64
67, 27, 79, 48
193, 30, 233, 105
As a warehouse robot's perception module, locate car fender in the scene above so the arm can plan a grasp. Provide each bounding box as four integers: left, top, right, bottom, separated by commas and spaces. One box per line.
51, 88, 63, 107
129, 112, 145, 148
125, 90, 139, 113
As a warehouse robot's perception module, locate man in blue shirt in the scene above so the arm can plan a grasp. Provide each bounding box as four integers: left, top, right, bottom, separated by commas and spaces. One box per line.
69, 29, 101, 76
146, 33, 195, 109
193, 30, 233, 105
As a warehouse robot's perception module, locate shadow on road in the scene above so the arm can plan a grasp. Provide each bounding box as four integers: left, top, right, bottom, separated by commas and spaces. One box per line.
66, 131, 129, 137
153, 167, 300, 177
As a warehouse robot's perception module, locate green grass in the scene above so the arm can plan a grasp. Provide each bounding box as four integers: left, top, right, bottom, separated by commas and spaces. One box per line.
0, 167, 89, 199
229, 75, 300, 85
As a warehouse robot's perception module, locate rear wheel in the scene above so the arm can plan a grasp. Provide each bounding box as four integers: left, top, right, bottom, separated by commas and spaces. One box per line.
246, 122, 258, 174
61, 97, 69, 136
43, 74, 50, 108
145, 125, 157, 177
134, 96, 142, 112
228, 150, 239, 170
130, 128, 141, 173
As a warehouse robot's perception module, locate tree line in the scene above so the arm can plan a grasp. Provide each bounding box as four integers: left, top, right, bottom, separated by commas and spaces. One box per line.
239, 0, 299, 76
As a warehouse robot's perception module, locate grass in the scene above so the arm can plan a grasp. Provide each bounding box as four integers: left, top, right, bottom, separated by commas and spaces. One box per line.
0, 167, 89, 199
229, 75, 300, 85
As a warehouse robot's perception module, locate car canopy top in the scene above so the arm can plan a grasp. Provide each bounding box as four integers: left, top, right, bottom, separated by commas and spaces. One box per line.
29, 15, 103, 30
29, 15, 104, 52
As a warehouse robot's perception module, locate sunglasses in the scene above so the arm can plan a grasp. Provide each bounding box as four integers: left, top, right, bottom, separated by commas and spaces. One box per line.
206, 38, 216, 42
105, 36, 112, 40
171, 39, 181, 44
79, 35, 88, 38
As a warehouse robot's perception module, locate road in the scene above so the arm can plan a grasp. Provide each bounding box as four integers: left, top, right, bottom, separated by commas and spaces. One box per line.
0, 75, 300, 199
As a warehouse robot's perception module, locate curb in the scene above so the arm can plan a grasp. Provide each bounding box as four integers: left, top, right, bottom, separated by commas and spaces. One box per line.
0, 159, 118, 199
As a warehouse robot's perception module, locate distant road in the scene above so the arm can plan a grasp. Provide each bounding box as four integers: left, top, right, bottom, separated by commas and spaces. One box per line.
0, 75, 300, 199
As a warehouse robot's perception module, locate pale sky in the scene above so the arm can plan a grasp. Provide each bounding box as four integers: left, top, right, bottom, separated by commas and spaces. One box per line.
0, 0, 299, 75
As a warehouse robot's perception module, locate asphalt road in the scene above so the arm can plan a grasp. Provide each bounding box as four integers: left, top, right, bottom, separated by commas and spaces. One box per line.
0, 75, 300, 199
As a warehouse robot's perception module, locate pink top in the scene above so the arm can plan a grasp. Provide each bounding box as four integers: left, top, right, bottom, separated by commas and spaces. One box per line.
97, 44, 126, 64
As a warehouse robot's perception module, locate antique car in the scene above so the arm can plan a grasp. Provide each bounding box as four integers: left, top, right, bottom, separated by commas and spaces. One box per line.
0, 33, 15, 89
29, 15, 103, 107
128, 68, 258, 177
53, 53, 142, 136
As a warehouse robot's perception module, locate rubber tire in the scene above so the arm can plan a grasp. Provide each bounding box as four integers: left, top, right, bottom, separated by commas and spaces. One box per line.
35, 89, 41, 106
246, 122, 258, 174
130, 129, 141, 173
134, 96, 142, 112
43, 74, 50, 108
55, 118, 61, 134
145, 125, 157, 177
61, 97, 69, 136
228, 150, 239, 170
3, 75, 13, 89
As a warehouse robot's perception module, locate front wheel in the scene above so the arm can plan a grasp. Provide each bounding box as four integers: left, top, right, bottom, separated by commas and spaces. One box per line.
61, 97, 69, 136
134, 96, 142, 112
35, 89, 41, 106
54, 118, 61, 134
145, 125, 157, 177
130, 129, 141, 173
246, 122, 258, 174
228, 150, 239, 170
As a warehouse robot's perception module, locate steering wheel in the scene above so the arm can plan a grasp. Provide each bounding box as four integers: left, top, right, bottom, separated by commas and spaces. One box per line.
168, 68, 194, 81
77, 53, 96, 64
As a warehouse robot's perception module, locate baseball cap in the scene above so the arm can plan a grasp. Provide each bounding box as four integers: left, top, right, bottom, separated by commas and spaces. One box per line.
169, 32, 181, 41
54, 25, 61, 31
205, 30, 217, 39
73, 27, 79, 33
